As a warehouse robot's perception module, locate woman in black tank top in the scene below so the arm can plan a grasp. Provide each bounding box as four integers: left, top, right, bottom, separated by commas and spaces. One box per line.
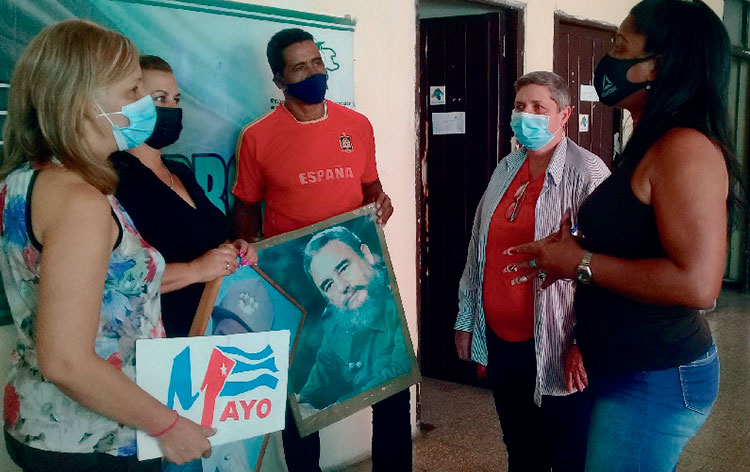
503, 1, 742, 471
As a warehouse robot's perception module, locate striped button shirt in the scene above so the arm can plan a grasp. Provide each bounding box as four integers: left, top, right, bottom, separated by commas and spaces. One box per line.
455, 137, 610, 404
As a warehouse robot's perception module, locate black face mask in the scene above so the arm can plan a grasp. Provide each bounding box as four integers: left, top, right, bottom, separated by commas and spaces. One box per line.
145, 106, 183, 149
594, 54, 655, 106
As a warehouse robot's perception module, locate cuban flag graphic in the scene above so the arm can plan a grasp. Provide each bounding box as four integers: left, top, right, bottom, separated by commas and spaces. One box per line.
201, 345, 280, 426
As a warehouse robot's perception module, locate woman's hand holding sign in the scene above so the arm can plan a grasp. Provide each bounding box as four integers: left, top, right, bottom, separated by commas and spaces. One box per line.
157, 413, 216, 464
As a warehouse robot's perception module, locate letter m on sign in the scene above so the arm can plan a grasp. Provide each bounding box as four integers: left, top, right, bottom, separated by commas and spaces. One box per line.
166, 347, 200, 411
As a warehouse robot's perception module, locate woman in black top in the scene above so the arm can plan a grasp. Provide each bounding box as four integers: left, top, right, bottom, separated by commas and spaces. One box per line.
113, 55, 256, 338
505, 1, 741, 470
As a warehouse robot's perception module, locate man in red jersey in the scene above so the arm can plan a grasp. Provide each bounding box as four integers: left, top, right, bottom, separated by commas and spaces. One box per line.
233, 30, 393, 239
232, 29, 409, 472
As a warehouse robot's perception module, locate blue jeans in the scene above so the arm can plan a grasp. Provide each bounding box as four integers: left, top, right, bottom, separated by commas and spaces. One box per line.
585, 344, 719, 472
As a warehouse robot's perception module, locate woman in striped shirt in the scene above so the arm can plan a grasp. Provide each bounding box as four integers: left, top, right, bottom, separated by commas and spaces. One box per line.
508, 1, 736, 470
454, 71, 610, 471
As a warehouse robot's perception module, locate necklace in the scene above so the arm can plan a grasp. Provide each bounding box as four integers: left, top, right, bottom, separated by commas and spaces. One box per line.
161, 160, 174, 189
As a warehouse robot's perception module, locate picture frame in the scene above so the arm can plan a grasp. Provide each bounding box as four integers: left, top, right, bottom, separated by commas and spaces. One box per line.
189, 265, 306, 472
252, 204, 421, 437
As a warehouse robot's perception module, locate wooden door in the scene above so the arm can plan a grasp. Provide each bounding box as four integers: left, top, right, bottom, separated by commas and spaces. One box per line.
418, 11, 519, 386
554, 18, 619, 168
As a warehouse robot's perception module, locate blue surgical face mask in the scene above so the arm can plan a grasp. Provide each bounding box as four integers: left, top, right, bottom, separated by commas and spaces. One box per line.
96, 95, 157, 151
510, 110, 561, 150
285, 73, 328, 104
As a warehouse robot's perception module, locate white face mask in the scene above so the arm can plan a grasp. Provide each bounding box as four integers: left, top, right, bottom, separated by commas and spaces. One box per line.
96, 95, 157, 151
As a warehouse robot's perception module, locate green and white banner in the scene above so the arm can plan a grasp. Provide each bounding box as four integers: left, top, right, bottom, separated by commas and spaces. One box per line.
0, 0, 355, 213
0, 0, 355, 325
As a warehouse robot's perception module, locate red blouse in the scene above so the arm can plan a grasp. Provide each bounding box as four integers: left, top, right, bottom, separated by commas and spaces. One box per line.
482, 159, 545, 342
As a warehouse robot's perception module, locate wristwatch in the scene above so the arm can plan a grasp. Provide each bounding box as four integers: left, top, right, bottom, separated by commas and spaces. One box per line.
576, 252, 594, 285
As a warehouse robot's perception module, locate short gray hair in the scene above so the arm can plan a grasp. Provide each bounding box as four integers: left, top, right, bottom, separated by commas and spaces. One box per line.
514, 71, 571, 110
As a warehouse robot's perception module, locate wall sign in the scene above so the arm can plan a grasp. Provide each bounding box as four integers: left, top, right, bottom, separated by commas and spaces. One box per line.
430, 86, 446, 105
579, 113, 590, 132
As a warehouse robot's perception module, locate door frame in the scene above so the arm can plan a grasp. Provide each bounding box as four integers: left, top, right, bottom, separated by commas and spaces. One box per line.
414, 3, 523, 398
554, 13, 618, 35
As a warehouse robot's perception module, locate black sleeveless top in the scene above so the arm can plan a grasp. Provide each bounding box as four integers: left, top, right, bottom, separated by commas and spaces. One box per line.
575, 164, 712, 374
112, 151, 229, 337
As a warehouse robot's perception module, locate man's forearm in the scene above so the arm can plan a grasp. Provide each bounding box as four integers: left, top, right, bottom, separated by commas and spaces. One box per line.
231, 200, 262, 241
361, 179, 383, 204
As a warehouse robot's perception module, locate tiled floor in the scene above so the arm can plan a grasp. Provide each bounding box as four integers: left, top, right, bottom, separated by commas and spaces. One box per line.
338, 289, 750, 471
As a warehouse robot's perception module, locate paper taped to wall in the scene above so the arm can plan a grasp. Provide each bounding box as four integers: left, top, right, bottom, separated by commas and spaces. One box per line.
432, 112, 466, 135
580, 84, 599, 102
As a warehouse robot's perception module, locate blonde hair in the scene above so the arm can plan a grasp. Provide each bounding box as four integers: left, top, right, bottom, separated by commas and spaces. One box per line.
1, 20, 139, 194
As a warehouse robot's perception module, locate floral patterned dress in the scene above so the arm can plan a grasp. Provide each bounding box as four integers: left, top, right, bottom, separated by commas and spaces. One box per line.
0, 163, 166, 457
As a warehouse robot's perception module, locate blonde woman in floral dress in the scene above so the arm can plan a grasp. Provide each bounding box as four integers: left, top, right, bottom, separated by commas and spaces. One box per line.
0, 20, 214, 472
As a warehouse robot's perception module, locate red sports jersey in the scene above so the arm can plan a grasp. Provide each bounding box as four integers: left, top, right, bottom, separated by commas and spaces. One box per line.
233, 100, 379, 237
